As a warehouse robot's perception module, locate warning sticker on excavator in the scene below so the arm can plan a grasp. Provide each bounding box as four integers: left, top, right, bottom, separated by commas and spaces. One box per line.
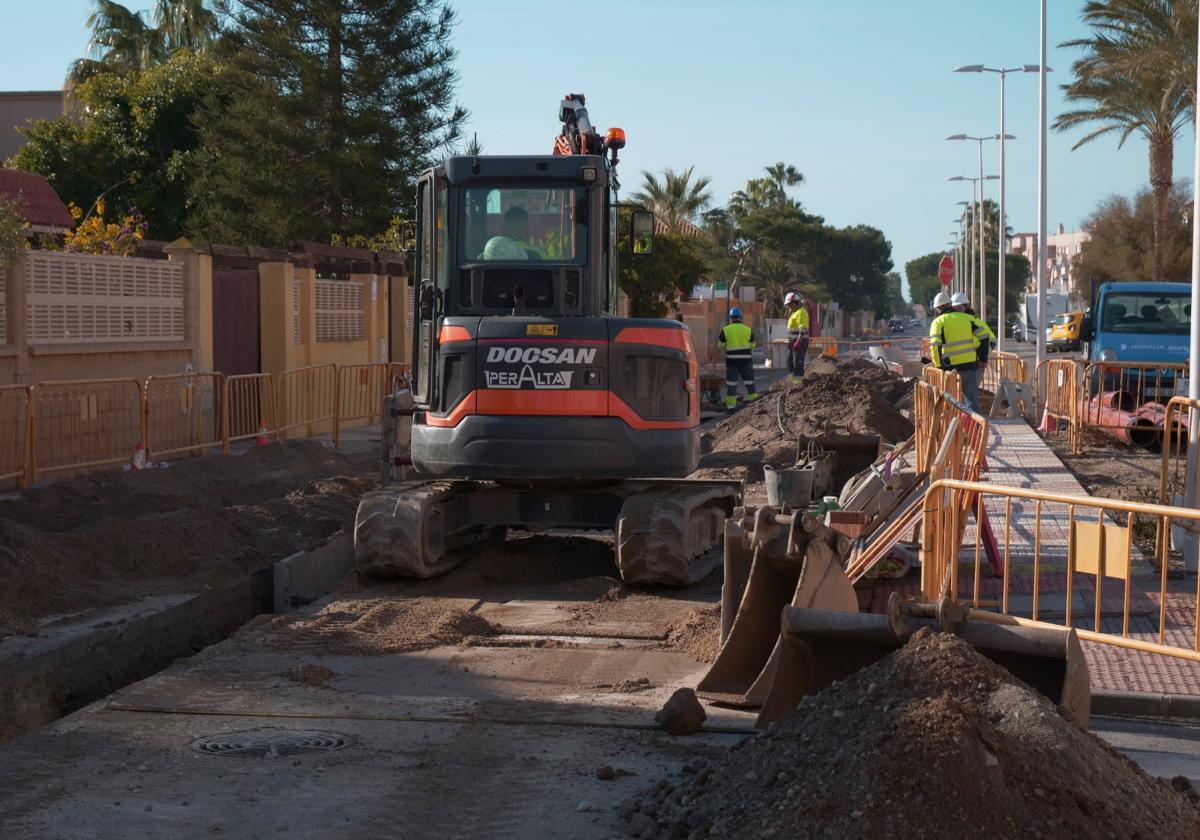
527, 324, 558, 336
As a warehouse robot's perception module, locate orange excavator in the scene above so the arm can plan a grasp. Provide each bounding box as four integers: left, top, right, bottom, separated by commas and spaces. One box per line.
355, 95, 739, 585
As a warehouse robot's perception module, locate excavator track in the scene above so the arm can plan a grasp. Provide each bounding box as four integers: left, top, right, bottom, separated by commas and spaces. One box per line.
615, 484, 737, 585
355, 481, 491, 579
355, 479, 739, 585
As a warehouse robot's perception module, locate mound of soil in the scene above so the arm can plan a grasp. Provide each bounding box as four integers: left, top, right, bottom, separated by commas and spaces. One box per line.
261, 597, 498, 655
663, 606, 721, 664
0, 440, 375, 639
625, 630, 1200, 840
705, 357, 914, 456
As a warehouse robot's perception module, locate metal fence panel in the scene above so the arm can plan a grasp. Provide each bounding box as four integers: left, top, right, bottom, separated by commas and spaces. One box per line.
223, 373, 277, 453
278, 364, 336, 438
144, 372, 223, 461
29, 378, 144, 481
0, 384, 30, 487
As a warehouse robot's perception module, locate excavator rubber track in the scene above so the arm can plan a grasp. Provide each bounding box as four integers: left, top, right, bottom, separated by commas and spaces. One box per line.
355, 479, 739, 586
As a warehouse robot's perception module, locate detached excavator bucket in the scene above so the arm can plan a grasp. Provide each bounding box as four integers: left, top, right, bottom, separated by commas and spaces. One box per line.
755, 598, 1091, 729
697, 506, 857, 707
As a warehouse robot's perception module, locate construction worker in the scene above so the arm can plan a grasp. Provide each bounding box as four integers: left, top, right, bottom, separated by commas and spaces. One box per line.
718, 307, 758, 411
952, 292, 996, 367
929, 290, 982, 412
481, 207, 542, 260
784, 292, 810, 377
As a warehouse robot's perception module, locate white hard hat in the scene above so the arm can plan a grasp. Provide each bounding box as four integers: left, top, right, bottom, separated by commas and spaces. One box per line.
932, 291, 952, 309
784, 292, 800, 305
951, 292, 970, 307
482, 237, 528, 261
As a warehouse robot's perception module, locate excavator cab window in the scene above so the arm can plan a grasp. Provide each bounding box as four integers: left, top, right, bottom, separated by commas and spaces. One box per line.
461, 186, 586, 264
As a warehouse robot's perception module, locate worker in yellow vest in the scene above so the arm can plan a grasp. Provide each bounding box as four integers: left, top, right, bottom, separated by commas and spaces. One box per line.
929, 290, 982, 411
952, 292, 996, 367
784, 292, 810, 377
718, 307, 758, 411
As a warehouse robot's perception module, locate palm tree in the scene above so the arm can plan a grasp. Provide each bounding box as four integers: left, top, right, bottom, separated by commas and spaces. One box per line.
728, 162, 804, 217
67, 0, 219, 87
764, 161, 804, 203
1056, 2, 1193, 280
629, 166, 713, 233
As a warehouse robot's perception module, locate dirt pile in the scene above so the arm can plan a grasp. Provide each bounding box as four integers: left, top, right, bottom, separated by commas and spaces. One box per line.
0, 440, 375, 638
624, 630, 1200, 840
260, 597, 498, 655
705, 357, 914, 455
663, 606, 721, 664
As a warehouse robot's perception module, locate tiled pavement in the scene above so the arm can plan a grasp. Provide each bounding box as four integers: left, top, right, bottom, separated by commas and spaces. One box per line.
870, 416, 1200, 696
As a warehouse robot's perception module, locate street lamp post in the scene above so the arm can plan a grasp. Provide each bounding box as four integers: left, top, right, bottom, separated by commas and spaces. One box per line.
956, 201, 970, 296
954, 64, 1050, 351
1036, 0, 1049, 397
948, 175, 999, 311
947, 134, 1014, 325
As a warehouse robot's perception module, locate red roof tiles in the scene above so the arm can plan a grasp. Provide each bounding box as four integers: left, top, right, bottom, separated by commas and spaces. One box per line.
0, 169, 73, 230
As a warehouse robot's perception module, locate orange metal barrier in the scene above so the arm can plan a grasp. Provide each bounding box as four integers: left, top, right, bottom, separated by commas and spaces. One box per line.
28, 378, 144, 482
336, 363, 392, 444
921, 365, 963, 402
1159, 396, 1198, 508
223, 373, 277, 454
980, 351, 1027, 393
923, 478, 1200, 663
1077, 361, 1187, 450
144, 372, 224, 461
278, 364, 337, 439
0, 384, 31, 487
805, 336, 838, 358
1037, 358, 1081, 453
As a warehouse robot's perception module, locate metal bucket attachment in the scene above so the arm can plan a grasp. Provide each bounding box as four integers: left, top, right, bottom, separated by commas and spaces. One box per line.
764, 466, 815, 508
697, 506, 857, 707
755, 596, 1090, 729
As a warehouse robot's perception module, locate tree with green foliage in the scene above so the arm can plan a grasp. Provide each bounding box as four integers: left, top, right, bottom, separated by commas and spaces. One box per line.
814, 225, 894, 315
0, 193, 27, 269
68, 0, 220, 85
188, 0, 466, 247
905, 252, 948, 313
629, 167, 712, 233
729, 161, 804, 217
12, 49, 221, 240
1075, 184, 1193, 298
1057, 1, 1193, 280
616, 208, 710, 317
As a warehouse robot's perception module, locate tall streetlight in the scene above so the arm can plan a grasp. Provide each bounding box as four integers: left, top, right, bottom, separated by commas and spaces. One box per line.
951, 221, 965, 294
949, 174, 998, 314
956, 201, 971, 296
1036, 0, 1049, 396
954, 64, 1050, 351
1185, 9, 1200, 572
947, 134, 1014, 325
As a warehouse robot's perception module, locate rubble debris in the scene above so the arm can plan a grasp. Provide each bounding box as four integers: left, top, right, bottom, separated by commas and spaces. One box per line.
284, 664, 337, 687
629, 630, 1200, 839
654, 688, 707, 736
705, 357, 914, 456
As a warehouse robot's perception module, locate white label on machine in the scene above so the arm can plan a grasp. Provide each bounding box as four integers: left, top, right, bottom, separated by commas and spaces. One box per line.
1057, 370, 1064, 387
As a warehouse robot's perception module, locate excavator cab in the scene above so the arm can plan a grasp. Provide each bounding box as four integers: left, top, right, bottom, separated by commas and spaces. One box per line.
356, 96, 739, 585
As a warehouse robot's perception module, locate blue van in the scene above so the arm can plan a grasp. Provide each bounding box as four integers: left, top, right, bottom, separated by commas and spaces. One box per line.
1081, 281, 1190, 397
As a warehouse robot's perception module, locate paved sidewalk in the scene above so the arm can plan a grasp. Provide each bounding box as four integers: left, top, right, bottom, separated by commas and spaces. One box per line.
869, 417, 1199, 696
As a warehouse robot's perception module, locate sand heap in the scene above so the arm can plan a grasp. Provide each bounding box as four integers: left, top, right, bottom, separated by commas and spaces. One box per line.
706, 357, 914, 455
624, 630, 1200, 840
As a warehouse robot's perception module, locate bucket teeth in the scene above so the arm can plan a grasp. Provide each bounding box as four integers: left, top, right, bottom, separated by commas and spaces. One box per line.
696, 506, 857, 708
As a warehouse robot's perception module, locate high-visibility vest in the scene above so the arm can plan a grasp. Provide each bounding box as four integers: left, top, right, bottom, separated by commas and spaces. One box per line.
929, 311, 980, 367
968, 314, 996, 344
719, 321, 755, 359
787, 306, 809, 334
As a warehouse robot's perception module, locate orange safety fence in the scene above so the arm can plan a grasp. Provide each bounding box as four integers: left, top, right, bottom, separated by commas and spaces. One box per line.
1036, 358, 1080, 454
28, 378, 144, 482
278, 364, 337, 439
144, 372, 225, 461
980, 351, 1027, 393
223, 373, 277, 454
0, 384, 31, 487
1076, 361, 1188, 452
1159, 396, 1199, 512
923, 478, 1200, 663
921, 365, 963, 402
336, 363, 393, 443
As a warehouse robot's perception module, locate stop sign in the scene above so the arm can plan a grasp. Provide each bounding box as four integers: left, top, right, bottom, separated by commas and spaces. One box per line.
938, 255, 954, 287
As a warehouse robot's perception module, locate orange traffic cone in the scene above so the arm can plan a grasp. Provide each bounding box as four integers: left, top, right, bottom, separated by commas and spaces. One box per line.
256, 419, 270, 446
1037, 407, 1057, 435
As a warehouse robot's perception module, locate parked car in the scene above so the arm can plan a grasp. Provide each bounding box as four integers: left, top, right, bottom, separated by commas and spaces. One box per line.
888, 318, 905, 334
1048, 311, 1083, 353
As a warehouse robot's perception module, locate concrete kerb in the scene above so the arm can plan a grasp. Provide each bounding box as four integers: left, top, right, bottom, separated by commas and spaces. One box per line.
1091, 689, 1200, 722
273, 532, 355, 614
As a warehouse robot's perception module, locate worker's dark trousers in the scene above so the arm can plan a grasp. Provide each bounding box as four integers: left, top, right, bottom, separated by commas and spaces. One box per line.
725, 358, 757, 409
788, 336, 809, 377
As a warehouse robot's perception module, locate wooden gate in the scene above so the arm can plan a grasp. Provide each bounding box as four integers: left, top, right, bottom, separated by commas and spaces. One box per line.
212, 269, 260, 375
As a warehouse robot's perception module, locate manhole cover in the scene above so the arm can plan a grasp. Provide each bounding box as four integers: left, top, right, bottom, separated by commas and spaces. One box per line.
190, 729, 355, 758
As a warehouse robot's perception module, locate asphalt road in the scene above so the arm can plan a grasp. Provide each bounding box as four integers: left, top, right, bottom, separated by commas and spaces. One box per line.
1093, 716, 1200, 784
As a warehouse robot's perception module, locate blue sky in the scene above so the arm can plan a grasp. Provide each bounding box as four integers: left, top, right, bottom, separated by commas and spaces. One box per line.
2, 1, 1190, 299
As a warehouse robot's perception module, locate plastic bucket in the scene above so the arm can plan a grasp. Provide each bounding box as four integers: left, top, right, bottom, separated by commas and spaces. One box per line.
764, 466, 815, 508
